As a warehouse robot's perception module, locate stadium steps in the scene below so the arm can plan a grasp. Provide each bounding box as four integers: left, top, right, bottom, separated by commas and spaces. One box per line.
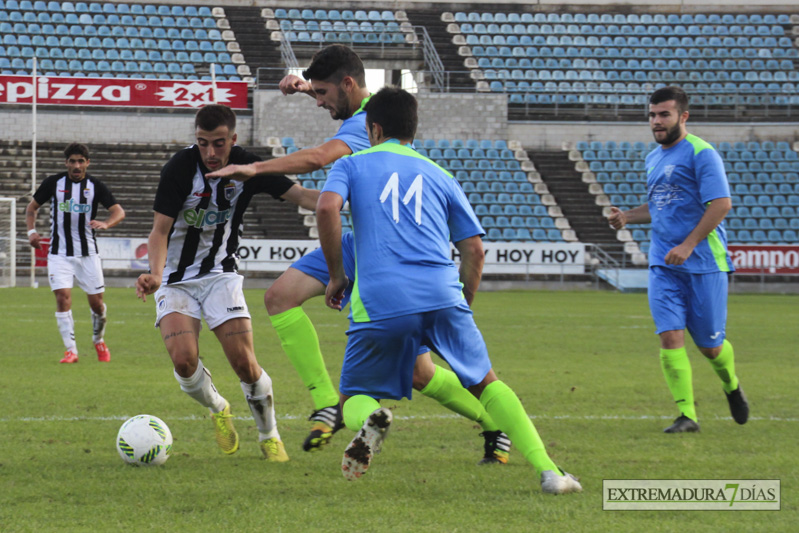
0, 141, 311, 271
405, 9, 475, 91
527, 150, 619, 245
223, 6, 286, 89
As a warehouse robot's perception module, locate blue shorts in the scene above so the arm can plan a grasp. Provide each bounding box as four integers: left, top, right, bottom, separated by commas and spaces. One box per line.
648, 266, 729, 348
339, 302, 493, 400
293, 231, 429, 356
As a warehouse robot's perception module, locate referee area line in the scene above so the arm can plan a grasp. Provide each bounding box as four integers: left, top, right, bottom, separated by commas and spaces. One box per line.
3, 414, 797, 423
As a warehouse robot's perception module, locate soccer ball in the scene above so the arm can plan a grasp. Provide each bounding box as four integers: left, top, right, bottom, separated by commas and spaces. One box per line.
116, 415, 173, 466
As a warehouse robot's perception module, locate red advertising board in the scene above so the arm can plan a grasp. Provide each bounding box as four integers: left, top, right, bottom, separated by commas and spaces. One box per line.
728, 245, 799, 274
0, 75, 248, 109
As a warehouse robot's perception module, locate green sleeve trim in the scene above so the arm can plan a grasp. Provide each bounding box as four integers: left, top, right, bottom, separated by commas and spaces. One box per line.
685, 134, 714, 156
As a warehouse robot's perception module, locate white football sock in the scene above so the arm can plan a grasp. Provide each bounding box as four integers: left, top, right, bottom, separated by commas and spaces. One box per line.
174, 359, 226, 412
241, 368, 279, 440
91, 303, 107, 344
55, 310, 77, 353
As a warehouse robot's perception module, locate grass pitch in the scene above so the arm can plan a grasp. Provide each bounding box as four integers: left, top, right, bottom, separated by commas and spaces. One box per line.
0, 287, 796, 532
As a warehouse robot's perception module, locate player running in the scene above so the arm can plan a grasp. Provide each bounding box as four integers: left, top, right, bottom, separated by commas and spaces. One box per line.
608, 86, 749, 433
317, 87, 581, 493
136, 104, 318, 460
208, 45, 511, 464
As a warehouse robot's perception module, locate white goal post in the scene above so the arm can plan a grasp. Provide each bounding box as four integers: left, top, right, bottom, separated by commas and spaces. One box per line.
0, 197, 16, 288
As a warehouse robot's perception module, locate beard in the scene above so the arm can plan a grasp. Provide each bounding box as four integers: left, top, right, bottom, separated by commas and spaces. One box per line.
652, 122, 682, 146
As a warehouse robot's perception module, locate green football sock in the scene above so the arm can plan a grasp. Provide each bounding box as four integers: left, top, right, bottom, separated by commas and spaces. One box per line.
269, 307, 338, 410
343, 395, 381, 431
660, 347, 697, 421
708, 339, 739, 394
479, 380, 558, 474
419, 365, 499, 432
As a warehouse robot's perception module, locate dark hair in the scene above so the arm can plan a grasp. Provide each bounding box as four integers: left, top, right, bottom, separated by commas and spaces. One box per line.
302, 44, 366, 87
650, 86, 689, 114
64, 142, 89, 160
195, 104, 236, 132
365, 87, 418, 140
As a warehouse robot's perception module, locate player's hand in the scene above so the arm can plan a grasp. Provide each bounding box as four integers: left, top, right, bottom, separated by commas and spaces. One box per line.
607, 206, 627, 230
28, 232, 41, 249
90, 220, 109, 230
664, 243, 695, 265
325, 275, 349, 311
135, 273, 160, 302
206, 164, 256, 181
279, 74, 312, 96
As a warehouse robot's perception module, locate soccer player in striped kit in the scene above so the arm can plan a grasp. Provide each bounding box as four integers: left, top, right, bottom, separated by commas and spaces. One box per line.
26, 143, 125, 364
136, 104, 319, 461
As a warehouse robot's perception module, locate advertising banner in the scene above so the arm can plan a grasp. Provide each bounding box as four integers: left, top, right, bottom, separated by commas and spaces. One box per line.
0, 75, 248, 109
97, 238, 586, 275
728, 245, 799, 274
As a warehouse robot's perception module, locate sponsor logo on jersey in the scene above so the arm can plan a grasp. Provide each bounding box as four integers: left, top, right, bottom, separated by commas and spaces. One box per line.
182, 207, 231, 228
651, 183, 683, 210
664, 164, 676, 178
193, 192, 211, 197
157, 295, 166, 311
57, 198, 91, 213
227, 306, 244, 312
83, 188, 92, 199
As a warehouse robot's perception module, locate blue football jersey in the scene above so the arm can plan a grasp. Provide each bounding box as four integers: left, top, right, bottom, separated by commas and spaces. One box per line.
323, 140, 485, 322
645, 134, 734, 273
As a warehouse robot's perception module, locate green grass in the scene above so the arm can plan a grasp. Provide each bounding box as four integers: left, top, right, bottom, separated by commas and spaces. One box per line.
0, 288, 796, 532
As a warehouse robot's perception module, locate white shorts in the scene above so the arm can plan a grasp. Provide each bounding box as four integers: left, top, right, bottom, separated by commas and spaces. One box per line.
153, 272, 250, 330
47, 254, 105, 295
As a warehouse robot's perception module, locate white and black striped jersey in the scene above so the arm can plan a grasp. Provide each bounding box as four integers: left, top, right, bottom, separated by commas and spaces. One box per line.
33, 173, 118, 257
154, 145, 294, 285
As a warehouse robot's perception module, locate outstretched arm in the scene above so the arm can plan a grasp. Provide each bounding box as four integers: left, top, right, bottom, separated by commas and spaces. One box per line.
206, 139, 352, 181
281, 183, 321, 211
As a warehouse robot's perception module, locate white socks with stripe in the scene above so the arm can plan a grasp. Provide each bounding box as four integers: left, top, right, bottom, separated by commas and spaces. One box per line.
55, 310, 77, 353
174, 359, 226, 412
241, 368, 279, 441
91, 303, 107, 344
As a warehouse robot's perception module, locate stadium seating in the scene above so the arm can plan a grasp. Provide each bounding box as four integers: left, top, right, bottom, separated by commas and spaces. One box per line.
449, 10, 798, 114
576, 140, 799, 248
263, 8, 411, 46
0, 2, 240, 80
289, 136, 568, 242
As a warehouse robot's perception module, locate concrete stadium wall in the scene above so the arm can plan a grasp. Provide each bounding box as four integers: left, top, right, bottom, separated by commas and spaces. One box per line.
3, 94, 799, 152
252, 91, 509, 147
0, 108, 254, 147
508, 121, 799, 151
